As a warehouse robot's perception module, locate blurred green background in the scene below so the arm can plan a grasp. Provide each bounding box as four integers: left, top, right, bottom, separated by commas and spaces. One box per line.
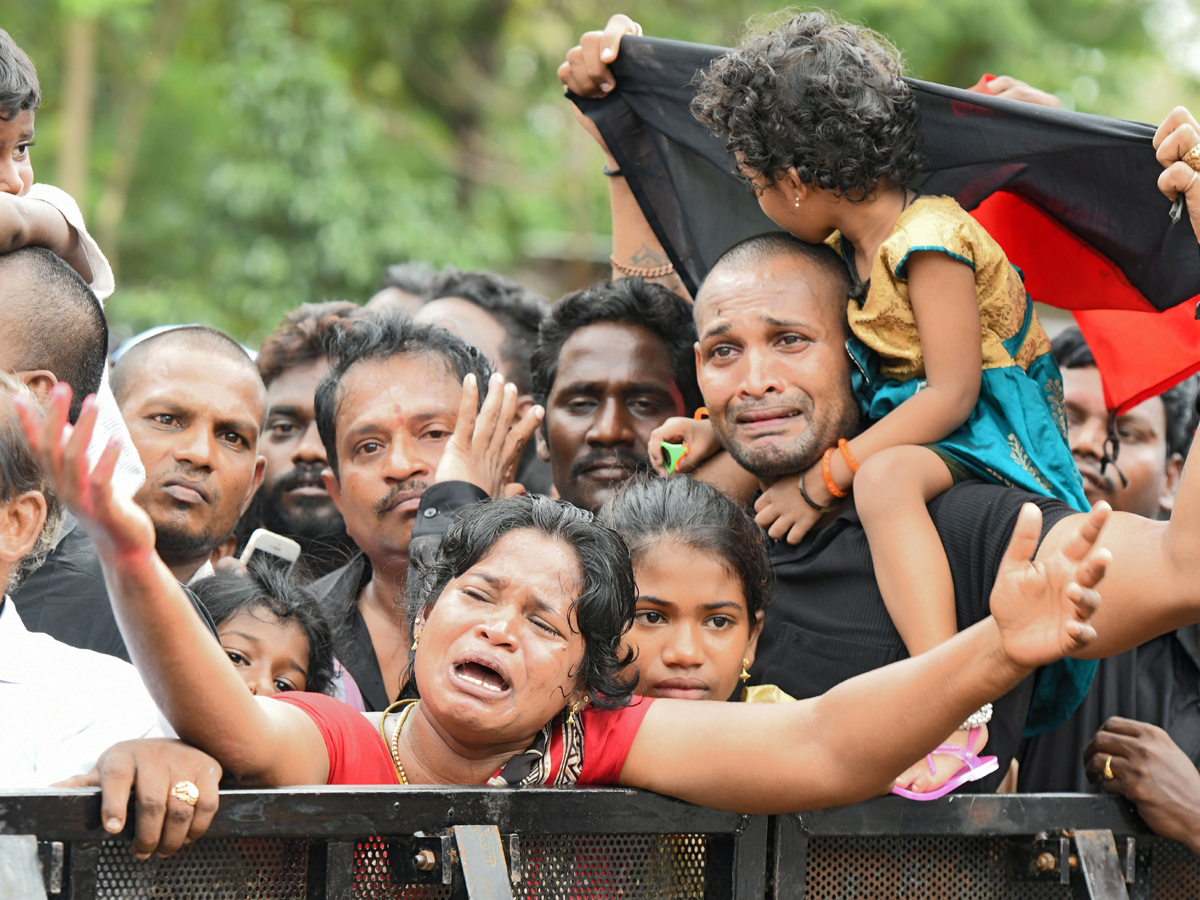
2, 0, 1198, 345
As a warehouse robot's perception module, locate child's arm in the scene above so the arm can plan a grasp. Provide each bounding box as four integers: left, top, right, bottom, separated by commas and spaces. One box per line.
827, 251, 982, 491
648, 417, 721, 475
0, 192, 93, 283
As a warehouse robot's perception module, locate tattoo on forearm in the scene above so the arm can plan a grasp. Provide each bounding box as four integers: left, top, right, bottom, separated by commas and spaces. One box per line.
629, 244, 669, 268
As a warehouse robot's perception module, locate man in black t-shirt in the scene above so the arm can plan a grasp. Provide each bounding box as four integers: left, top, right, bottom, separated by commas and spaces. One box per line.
691, 233, 1200, 792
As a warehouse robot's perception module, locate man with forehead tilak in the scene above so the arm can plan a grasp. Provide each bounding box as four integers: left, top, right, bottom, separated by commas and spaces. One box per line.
309, 311, 540, 711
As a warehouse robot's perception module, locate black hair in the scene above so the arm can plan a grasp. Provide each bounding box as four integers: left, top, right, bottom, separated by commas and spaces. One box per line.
314, 309, 493, 476
599, 475, 773, 619
692, 10, 924, 201
193, 563, 336, 695
0, 247, 107, 423
424, 267, 549, 395
409, 494, 638, 710
0, 29, 40, 121
257, 301, 361, 387
1052, 326, 1199, 459
531, 278, 702, 412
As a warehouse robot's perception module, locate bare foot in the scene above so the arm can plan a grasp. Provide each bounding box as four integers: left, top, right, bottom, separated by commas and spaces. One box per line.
893, 725, 989, 794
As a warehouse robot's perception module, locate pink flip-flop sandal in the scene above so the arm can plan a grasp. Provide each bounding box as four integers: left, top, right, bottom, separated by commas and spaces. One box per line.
890, 726, 999, 801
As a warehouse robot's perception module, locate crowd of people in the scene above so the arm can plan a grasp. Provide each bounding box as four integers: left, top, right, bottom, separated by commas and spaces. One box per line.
4, 8, 1200, 864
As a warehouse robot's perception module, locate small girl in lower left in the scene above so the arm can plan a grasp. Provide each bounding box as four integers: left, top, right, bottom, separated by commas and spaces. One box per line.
193, 565, 335, 697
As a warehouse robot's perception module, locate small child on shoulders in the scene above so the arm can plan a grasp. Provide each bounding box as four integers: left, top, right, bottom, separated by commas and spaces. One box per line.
655, 11, 1090, 796
0, 28, 142, 496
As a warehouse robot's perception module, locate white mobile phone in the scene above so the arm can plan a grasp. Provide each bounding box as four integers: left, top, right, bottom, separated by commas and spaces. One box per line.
239, 528, 302, 575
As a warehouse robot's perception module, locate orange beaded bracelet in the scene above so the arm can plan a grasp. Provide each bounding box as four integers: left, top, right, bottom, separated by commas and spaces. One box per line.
837, 438, 859, 474
821, 447, 848, 499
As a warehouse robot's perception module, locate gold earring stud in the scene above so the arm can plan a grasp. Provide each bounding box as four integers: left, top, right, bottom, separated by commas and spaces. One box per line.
411, 630, 421, 652
739, 659, 752, 683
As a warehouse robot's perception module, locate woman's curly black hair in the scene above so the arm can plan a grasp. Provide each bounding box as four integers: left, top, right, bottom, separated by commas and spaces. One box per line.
193, 563, 336, 695
691, 10, 925, 201
408, 495, 639, 710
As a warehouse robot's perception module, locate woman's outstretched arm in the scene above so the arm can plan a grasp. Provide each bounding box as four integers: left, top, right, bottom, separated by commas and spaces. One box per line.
621, 502, 1110, 813
16, 386, 330, 785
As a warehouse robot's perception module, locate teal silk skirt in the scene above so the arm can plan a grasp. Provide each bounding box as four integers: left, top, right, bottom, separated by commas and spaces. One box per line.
846, 299, 1095, 738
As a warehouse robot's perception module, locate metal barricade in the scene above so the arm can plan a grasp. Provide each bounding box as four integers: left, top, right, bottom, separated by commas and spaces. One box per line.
2, 789, 1197, 900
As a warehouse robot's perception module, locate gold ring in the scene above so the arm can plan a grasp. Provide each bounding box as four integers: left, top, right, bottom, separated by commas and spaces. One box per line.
1186, 170, 1199, 195
1103, 755, 1114, 781
170, 780, 200, 806
1184, 143, 1200, 173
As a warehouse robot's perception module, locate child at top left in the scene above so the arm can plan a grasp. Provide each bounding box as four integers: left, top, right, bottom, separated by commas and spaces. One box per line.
0, 28, 143, 496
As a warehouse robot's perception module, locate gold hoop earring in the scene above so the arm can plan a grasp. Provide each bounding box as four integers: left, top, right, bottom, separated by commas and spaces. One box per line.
567, 699, 583, 726
739, 659, 752, 683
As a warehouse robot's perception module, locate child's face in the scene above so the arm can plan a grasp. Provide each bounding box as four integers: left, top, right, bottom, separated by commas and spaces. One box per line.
0, 109, 34, 196
624, 540, 763, 702
218, 608, 311, 695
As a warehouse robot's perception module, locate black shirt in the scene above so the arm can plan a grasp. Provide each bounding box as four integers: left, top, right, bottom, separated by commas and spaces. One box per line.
750, 481, 1075, 791
1018, 626, 1200, 792
11, 513, 219, 658
309, 481, 489, 712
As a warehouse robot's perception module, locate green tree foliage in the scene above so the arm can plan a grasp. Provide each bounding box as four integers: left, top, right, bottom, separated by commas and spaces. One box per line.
1, 0, 1195, 343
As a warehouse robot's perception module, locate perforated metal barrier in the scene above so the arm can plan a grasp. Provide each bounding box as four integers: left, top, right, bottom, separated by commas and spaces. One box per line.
2, 789, 1198, 900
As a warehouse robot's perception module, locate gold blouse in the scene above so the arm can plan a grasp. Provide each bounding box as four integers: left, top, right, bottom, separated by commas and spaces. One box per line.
827, 195, 1051, 381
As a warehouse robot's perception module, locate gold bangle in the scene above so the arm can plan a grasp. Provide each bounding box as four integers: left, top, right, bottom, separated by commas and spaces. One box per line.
610, 255, 675, 278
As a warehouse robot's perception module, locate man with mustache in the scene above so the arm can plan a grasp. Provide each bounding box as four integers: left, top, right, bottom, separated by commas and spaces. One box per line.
245, 301, 360, 579
531, 278, 702, 513
1052, 327, 1196, 517
309, 311, 539, 711
110, 326, 267, 585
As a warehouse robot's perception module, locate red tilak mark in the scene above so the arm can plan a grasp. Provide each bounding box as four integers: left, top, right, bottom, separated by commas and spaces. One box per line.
392, 403, 406, 426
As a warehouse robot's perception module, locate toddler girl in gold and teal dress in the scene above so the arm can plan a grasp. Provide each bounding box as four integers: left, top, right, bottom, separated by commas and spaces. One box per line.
691, 10, 1091, 795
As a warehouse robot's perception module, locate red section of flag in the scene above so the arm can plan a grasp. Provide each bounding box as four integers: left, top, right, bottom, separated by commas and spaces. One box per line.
969, 191, 1158, 313
967, 190, 1200, 412
1074, 303, 1200, 413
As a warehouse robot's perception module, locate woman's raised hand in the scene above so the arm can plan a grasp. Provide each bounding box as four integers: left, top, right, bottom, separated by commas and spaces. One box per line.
1154, 106, 1200, 238
14, 383, 156, 561
434, 373, 543, 498
988, 502, 1110, 669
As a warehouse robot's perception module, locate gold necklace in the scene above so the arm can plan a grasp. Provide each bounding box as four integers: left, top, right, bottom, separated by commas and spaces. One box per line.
379, 699, 419, 785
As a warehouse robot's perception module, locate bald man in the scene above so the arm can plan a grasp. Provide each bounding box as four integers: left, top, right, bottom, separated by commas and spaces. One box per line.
13, 326, 264, 659
111, 327, 266, 583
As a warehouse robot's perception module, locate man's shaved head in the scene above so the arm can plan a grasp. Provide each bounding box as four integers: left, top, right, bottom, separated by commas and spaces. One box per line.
112, 326, 265, 413
696, 232, 850, 330
0, 246, 107, 422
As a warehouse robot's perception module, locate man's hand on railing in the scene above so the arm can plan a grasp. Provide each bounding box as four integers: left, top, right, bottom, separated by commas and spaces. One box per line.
53, 739, 222, 860
1085, 717, 1200, 857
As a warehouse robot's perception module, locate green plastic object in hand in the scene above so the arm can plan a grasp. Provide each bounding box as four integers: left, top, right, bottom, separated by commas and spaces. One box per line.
661, 441, 689, 475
